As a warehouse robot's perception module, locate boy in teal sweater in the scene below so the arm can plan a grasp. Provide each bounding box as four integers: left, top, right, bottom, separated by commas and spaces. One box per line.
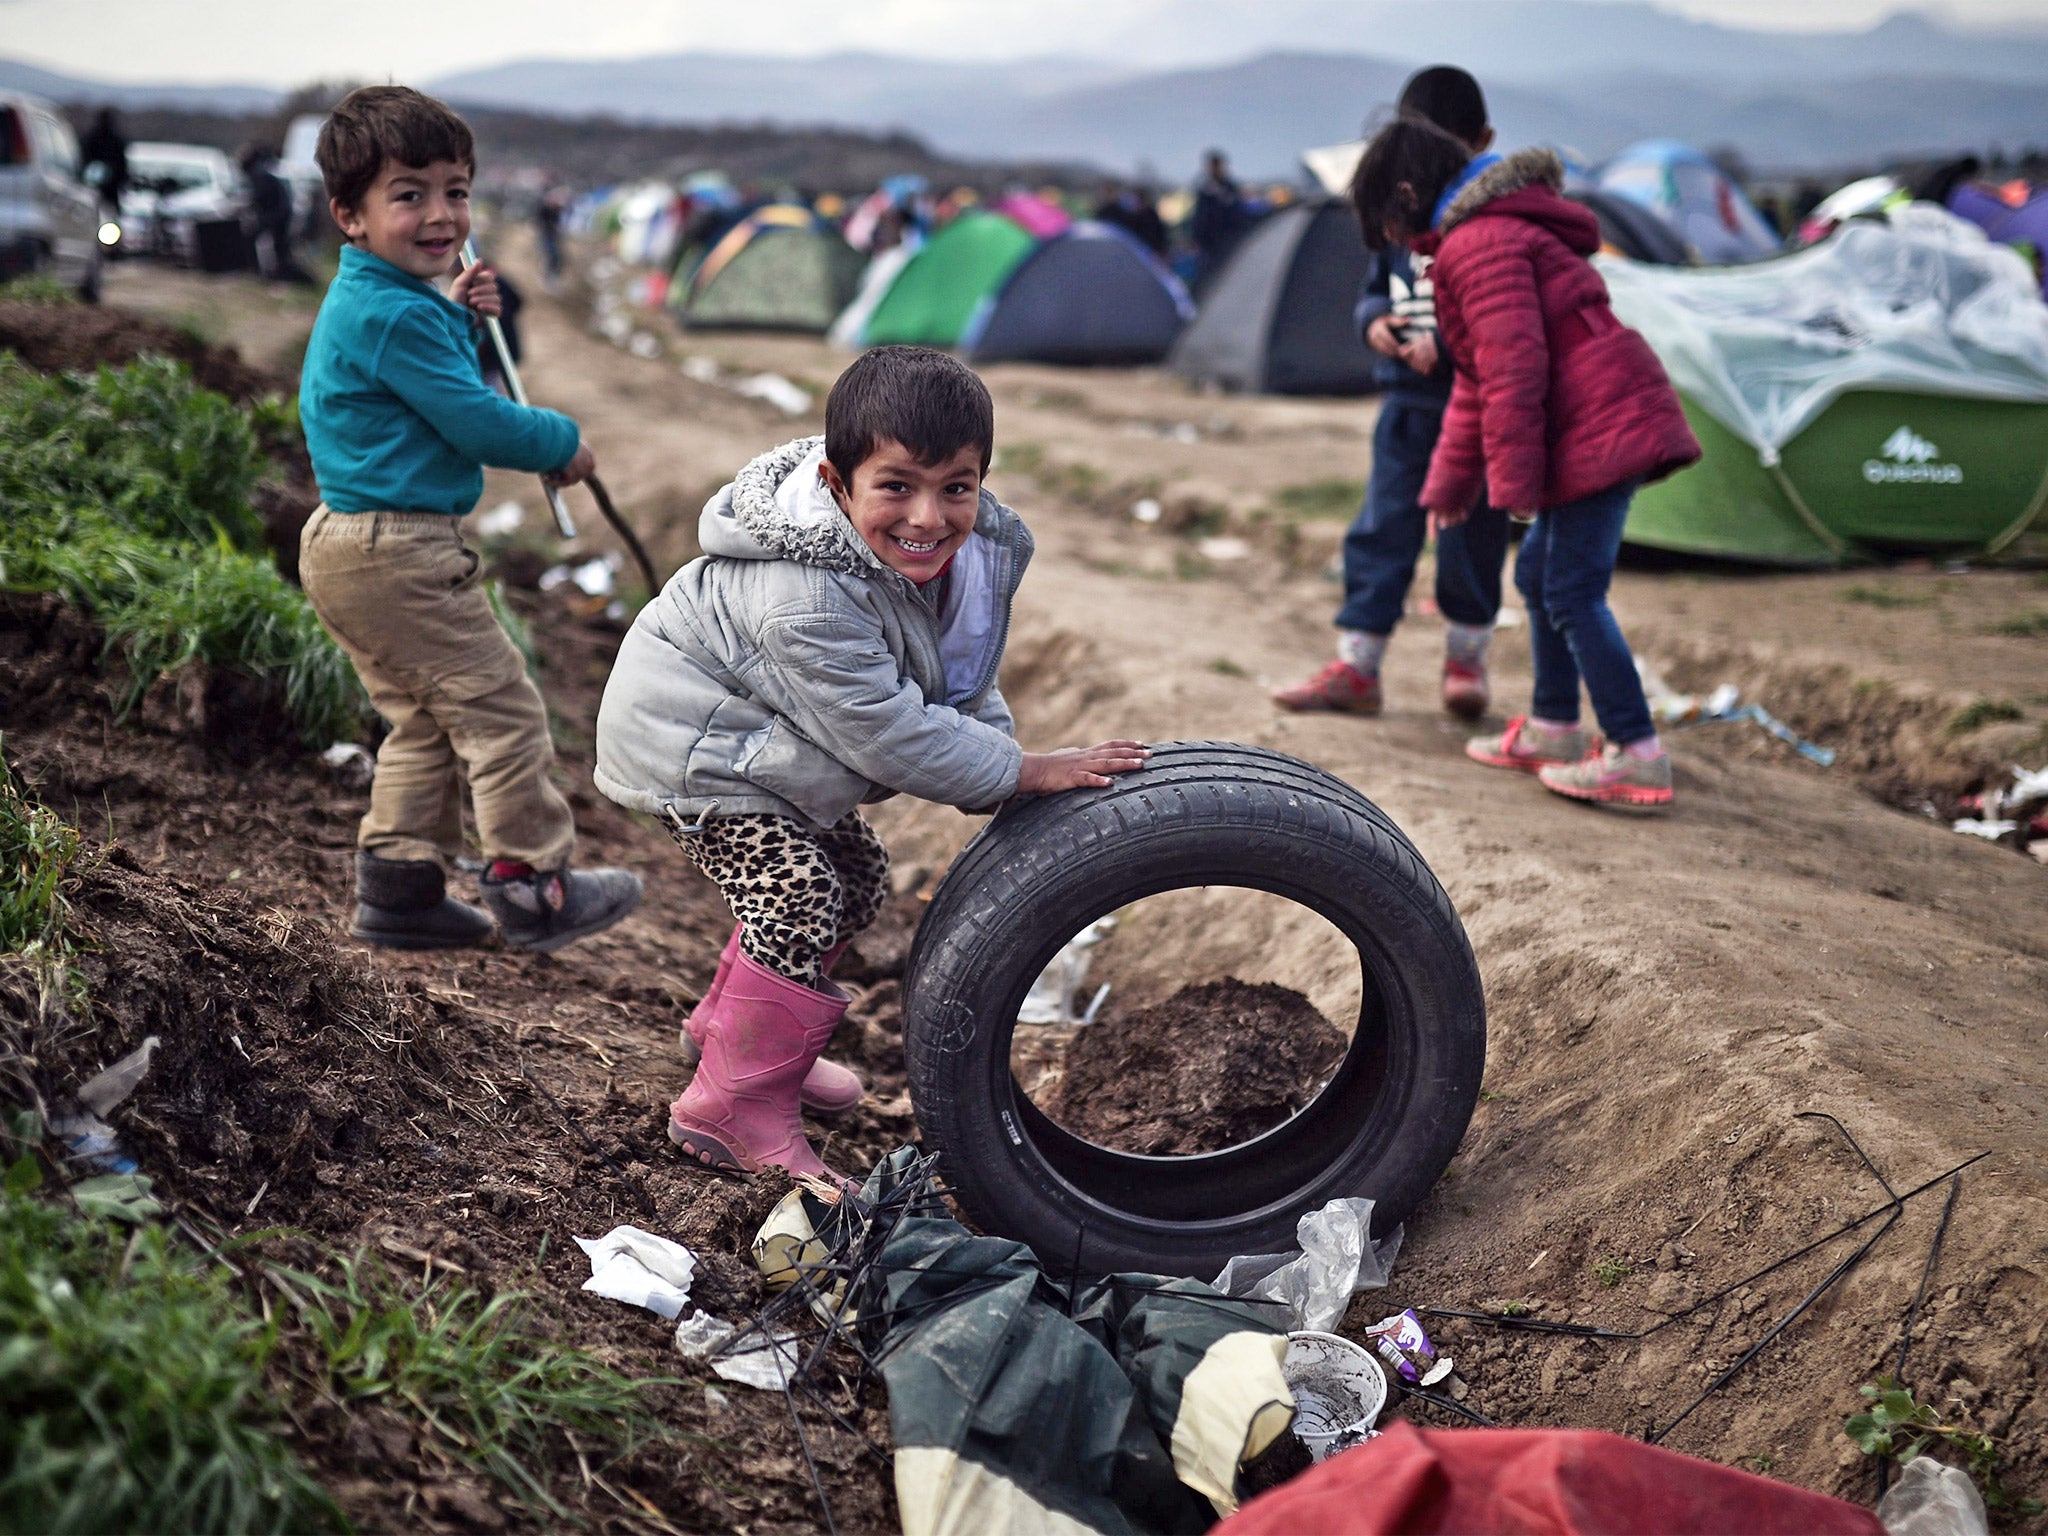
299, 85, 639, 952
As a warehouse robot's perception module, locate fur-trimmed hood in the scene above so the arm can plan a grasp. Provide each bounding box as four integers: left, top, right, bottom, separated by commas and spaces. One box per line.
1434, 148, 1598, 256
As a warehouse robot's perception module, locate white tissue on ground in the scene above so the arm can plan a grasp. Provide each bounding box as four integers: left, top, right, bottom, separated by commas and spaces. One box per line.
674, 1311, 805, 1390
575, 1226, 697, 1319
474, 501, 526, 538
1212, 1197, 1403, 1333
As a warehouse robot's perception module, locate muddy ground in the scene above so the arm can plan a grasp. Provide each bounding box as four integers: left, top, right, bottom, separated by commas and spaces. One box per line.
11, 246, 2048, 1529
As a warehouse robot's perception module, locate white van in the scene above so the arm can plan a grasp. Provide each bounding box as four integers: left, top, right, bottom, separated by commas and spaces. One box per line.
0, 91, 104, 299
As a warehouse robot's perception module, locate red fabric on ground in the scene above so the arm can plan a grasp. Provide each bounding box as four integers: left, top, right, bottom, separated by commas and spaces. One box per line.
1219, 1423, 1886, 1536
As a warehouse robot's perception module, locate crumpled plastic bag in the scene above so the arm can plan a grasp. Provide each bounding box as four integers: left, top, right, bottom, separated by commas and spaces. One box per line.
674, 1310, 803, 1390
1212, 1197, 1402, 1333
1877, 1454, 1989, 1536
574, 1226, 696, 1319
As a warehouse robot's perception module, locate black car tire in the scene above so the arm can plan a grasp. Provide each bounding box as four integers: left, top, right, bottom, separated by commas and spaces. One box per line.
903, 740, 1485, 1279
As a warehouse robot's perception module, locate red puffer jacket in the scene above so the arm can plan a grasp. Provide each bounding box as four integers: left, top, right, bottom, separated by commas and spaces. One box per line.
1415, 149, 1700, 516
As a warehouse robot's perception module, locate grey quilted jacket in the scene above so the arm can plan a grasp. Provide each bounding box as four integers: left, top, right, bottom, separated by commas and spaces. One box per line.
594, 437, 1029, 829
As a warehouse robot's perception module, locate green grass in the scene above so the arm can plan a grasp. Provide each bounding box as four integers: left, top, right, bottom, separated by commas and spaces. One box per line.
1946, 698, 2024, 736
1985, 609, 2048, 638
0, 1189, 339, 1534
0, 275, 78, 306
0, 758, 91, 1024
1268, 479, 1365, 522
271, 1251, 673, 1521
1842, 583, 1936, 609
1207, 657, 1247, 678
0, 355, 366, 747
1593, 1256, 1633, 1288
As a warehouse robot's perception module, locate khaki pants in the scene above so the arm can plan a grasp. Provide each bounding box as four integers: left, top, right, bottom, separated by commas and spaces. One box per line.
299, 508, 575, 871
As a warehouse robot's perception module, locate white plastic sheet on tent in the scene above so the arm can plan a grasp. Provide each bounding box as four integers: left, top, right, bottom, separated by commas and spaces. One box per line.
1599, 207, 2048, 466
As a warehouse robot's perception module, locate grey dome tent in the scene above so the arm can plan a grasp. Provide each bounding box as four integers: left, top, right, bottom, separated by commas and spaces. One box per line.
1568, 188, 1691, 266
1167, 199, 1377, 396
963, 222, 1195, 365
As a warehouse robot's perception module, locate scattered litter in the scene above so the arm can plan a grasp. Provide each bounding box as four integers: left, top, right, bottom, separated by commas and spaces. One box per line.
702, 1385, 731, 1414
1131, 497, 1164, 524
1213, 1196, 1402, 1332
319, 742, 375, 790
628, 331, 662, 360
733, 372, 814, 416
539, 553, 620, 598
53, 1112, 131, 1173
78, 1037, 158, 1117
1198, 535, 1252, 562
1877, 1453, 1988, 1536
679, 355, 721, 383
1283, 1330, 1387, 1462
575, 1225, 697, 1319
1493, 606, 1524, 629
1018, 916, 1117, 1025
1365, 1307, 1454, 1387
673, 1310, 803, 1390
597, 310, 634, 345
70, 1171, 161, 1222
1950, 817, 2019, 841
474, 500, 526, 538
1644, 674, 1836, 766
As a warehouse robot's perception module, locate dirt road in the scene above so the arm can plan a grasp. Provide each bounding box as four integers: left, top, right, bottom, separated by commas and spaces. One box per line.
95, 251, 2048, 1517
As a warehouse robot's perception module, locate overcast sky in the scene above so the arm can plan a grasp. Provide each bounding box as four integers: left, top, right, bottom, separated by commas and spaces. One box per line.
7, 0, 2047, 85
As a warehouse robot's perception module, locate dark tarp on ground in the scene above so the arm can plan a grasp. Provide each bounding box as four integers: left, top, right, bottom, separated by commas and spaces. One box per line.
1216, 1423, 1889, 1536
964, 222, 1195, 366
1168, 200, 1379, 397
759, 1147, 1295, 1536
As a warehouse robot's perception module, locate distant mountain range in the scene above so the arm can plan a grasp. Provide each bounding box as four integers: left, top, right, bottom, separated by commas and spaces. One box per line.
6, 1, 2047, 177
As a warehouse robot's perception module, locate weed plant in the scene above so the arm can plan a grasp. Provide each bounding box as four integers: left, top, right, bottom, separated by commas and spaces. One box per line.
0, 757, 91, 1032
0, 1189, 339, 1534
1846, 1377, 2043, 1514
271, 1251, 671, 1520
1269, 479, 1366, 522
0, 275, 77, 306
0, 356, 366, 746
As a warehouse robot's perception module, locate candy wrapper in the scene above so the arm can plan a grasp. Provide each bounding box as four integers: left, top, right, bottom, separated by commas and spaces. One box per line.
1366, 1308, 1453, 1387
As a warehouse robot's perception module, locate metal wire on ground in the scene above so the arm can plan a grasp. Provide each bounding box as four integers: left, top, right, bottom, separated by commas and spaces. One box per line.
1413, 1117, 1988, 1446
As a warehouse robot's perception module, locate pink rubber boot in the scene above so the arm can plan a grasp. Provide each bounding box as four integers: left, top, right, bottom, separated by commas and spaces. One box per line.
667, 948, 849, 1180
678, 931, 865, 1113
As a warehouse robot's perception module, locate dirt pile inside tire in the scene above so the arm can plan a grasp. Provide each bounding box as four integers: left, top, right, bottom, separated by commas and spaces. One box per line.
904, 740, 1486, 1279
1046, 979, 1347, 1155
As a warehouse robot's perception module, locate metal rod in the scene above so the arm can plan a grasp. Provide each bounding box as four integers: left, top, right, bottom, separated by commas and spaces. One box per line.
462, 237, 577, 539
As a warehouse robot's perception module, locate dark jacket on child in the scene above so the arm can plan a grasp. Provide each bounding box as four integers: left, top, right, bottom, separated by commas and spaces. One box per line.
1415, 148, 1700, 516
1354, 245, 1453, 403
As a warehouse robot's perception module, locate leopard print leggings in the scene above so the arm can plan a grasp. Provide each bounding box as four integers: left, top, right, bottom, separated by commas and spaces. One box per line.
670, 810, 891, 984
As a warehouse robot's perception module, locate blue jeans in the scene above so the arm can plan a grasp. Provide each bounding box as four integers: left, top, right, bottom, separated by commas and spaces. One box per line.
1513, 480, 1653, 747
1337, 398, 1509, 635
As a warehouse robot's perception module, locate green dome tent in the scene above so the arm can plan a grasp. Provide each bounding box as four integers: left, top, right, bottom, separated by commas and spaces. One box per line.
858, 210, 1039, 348
677, 206, 864, 333
1603, 210, 2048, 565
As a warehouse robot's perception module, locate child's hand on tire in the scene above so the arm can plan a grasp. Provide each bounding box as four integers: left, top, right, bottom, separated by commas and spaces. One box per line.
1018, 741, 1150, 793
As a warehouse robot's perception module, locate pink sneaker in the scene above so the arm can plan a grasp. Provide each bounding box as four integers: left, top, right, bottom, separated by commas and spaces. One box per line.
1273, 659, 1382, 715
679, 927, 864, 1113
1538, 744, 1674, 810
1465, 716, 1589, 773
1442, 659, 1490, 721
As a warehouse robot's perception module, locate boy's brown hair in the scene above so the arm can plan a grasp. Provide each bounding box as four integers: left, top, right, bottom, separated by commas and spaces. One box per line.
824, 345, 994, 482
316, 86, 475, 212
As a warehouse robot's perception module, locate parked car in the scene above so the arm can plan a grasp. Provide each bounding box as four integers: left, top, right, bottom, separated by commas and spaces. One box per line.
0, 90, 104, 299
122, 141, 246, 267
